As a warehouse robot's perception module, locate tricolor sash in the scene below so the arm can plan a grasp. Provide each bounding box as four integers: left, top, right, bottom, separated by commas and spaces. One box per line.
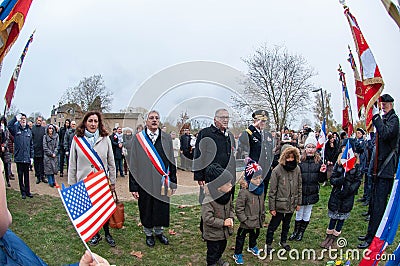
73, 135, 107, 175
136, 130, 171, 196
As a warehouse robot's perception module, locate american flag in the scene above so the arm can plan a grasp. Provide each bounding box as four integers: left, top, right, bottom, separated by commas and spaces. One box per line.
59, 170, 116, 242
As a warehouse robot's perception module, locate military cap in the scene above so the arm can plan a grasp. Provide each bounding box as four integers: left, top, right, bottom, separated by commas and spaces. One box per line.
356, 128, 365, 135
252, 110, 268, 121
380, 94, 394, 103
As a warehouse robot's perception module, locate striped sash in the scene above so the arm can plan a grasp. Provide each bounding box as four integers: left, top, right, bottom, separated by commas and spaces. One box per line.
136, 130, 170, 196
73, 135, 106, 175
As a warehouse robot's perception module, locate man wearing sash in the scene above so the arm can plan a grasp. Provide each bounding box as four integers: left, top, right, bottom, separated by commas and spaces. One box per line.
129, 110, 177, 248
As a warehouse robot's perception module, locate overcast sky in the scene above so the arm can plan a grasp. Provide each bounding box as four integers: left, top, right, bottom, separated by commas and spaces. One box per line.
1, 0, 399, 129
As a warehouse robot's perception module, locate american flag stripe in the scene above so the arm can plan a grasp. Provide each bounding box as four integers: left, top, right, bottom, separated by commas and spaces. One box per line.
78, 200, 116, 241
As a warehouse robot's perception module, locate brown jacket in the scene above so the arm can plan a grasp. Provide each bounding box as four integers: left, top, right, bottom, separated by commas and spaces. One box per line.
235, 182, 265, 229
268, 164, 302, 213
201, 194, 234, 241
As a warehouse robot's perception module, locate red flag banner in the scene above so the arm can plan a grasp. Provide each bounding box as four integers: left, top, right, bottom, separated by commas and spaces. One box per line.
0, 0, 33, 64
338, 65, 354, 137
347, 46, 365, 119
4, 31, 34, 110
344, 6, 384, 132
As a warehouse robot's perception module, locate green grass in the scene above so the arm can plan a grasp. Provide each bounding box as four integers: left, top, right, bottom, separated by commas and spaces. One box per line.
6, 184, 400, 266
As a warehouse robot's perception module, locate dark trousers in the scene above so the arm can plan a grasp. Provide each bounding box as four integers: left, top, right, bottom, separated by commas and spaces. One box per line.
234, 227, 260, 254
206, 239, 227, 266
16, 162, 30, 196
366, 178, 394, 242
328, 219, 345, 232
59, 148, 66, 173
362, 173, 372, 200
115, 158, 123, 175
263, 169, 272, 201
123, 155, 128, 174
1, 155, 9, 184
266, 212, 293, 244
33, 157, 44, 179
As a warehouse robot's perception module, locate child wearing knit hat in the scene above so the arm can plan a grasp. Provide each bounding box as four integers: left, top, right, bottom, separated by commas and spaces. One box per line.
233, 160, 266, 265
202, 163, 234, 266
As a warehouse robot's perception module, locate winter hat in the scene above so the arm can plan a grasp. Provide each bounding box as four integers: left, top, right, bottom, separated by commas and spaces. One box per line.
245, 160, 263, 192
205, 163, 233, 188
304, 132, 318, 147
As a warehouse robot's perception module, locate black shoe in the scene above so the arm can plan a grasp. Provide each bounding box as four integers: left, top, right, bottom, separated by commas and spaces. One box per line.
120, 174, 125, 177
36, 178, 41, 184
42, 178, 48, 183
357, 198, 366, 202
105, 235, 116, 247
89, 234, 102, 246
7, 182, 10, 187
146, 235, 155, 247
357, 241, 371, 249
365, 215, 370, 221
361, 212, 369, 217
26, 194, 33, 198
21, 194, 26, 199
358, 235, 367, 241
279, 241, 291, 251
156, 234, 169, 245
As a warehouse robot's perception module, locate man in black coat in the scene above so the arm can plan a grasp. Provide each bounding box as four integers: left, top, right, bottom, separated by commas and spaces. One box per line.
193, 108, 236, 194
31, 116, 46, 184
242, 110, 274, 194
129, 110, 177, 248
180, 128, 192, 171
358, 94, 400, 249
58, 119, 70, 177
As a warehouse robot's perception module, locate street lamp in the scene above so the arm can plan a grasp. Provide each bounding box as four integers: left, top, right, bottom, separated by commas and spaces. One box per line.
312, 88, 325, 120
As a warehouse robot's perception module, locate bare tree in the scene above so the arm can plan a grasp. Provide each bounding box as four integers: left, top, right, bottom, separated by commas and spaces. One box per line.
60, 74, 113, 112
233, 44, 316, 131
313, 89, 337, 132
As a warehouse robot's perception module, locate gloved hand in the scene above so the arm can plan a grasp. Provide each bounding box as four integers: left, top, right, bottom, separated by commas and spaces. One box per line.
30, 158, 33, 165
372, 104, 380, 116
16, 113, 22, 121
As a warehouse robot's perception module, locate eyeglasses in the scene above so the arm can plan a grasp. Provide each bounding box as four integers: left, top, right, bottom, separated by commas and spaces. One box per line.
217, 116, 230, 120
148, 116, 159, 120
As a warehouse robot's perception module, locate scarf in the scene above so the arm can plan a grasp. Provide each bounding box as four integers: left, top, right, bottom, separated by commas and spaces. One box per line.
84, 129, 99, 148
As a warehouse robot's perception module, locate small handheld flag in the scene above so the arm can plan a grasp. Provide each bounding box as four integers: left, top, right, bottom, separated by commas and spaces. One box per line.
340, 139, 356, 172
58, 170, 116, 243
316, 119, 326, 150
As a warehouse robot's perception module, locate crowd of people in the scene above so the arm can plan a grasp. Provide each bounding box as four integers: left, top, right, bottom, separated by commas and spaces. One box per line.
1, 93, 399, 265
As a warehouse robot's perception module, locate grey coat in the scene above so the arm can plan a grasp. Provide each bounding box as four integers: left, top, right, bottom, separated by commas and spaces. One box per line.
43, 133, 59, 175
202, 194, 234, 241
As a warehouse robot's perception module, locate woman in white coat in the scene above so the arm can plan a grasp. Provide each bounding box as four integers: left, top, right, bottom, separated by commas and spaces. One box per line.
68, 111, 117, 247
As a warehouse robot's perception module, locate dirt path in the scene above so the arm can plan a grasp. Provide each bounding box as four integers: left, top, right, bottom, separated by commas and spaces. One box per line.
5, 163, 200, 201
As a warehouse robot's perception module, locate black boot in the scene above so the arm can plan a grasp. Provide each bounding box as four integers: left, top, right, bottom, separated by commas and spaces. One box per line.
296, 220, 309, 241
288, 220, 302, 241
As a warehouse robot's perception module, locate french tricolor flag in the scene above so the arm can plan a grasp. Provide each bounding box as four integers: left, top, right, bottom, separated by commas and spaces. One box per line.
340, 139, 356, 172
361, 162, 400, 266
316, 119, 326, 150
